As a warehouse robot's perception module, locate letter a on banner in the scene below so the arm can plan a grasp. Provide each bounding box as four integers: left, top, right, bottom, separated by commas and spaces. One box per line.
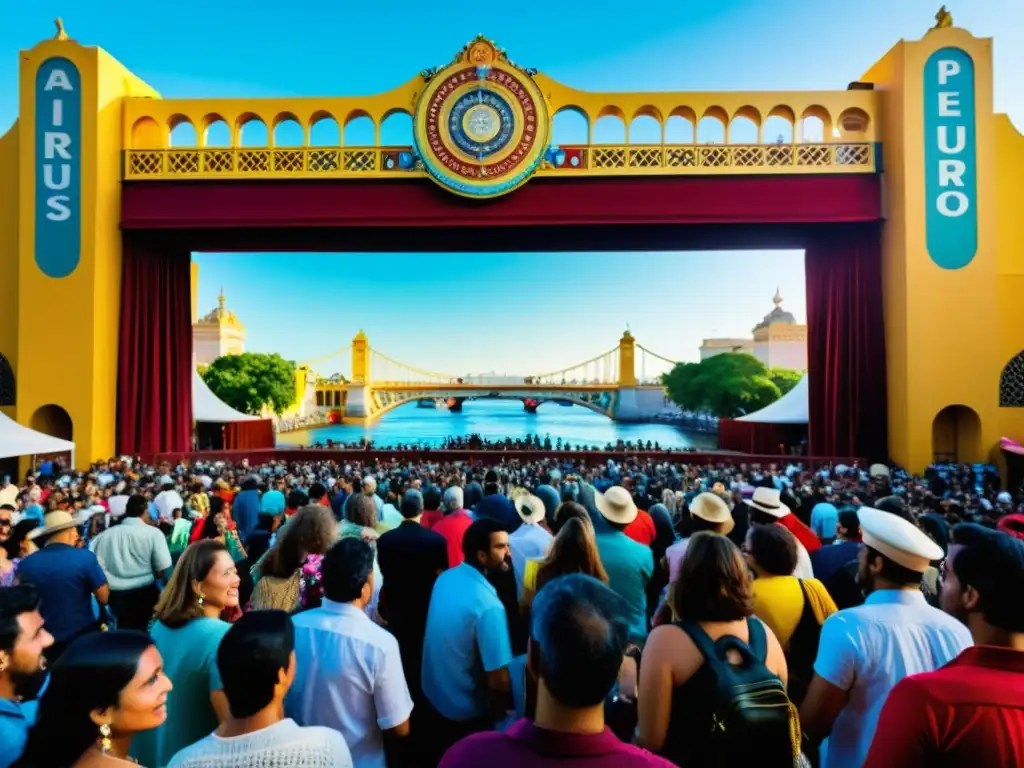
34, 57, 82, 278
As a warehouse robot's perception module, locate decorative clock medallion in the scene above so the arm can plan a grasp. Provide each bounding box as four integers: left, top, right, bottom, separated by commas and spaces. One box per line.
413, 36, 550, 198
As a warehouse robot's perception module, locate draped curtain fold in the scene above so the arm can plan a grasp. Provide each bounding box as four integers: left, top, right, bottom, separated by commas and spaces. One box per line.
117, 237, 193, 455
805, 225, 888, 461
224, 420, 275, 450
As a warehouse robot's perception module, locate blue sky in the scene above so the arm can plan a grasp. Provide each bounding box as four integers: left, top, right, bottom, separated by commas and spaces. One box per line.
3, 1, 1021, 377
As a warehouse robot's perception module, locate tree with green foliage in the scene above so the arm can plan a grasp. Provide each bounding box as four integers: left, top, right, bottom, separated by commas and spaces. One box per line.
661, 353, 783, 418
200, 352, 297, 416
768, 367, 803, 397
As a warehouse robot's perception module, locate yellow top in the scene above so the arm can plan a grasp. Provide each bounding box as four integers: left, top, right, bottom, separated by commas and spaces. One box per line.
750, 576, 837, 648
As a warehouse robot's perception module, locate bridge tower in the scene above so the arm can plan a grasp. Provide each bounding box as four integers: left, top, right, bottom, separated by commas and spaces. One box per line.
351, 330, 370, 383
618, 331, 637, 387
345, 330, 371, 420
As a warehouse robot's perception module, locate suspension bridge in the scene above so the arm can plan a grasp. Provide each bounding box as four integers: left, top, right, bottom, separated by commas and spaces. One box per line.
290, 330, 682, 424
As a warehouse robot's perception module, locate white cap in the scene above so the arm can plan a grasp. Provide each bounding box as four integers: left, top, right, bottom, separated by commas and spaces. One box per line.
859, 507, 943, 572
998, 491, 1013, 504
869, 464, 891, 479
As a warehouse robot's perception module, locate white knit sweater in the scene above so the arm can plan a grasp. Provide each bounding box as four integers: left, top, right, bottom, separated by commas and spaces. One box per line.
165, 718, 353, 768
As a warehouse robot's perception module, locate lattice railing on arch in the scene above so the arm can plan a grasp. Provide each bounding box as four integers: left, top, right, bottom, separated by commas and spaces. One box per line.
123, 142, 873, 180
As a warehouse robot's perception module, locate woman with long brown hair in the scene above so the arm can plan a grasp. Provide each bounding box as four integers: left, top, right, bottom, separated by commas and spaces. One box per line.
521, 514, 608, 614
130, 540, 240, 768
250, 504, 337, 611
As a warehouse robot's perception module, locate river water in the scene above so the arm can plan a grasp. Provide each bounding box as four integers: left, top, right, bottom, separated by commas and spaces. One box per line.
276, 398, 718, 450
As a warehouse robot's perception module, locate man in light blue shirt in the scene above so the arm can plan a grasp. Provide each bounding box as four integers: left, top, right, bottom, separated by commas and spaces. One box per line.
421, 518, 513, 765
90, 495, 172, 631
288, 538, 411, 768
0, 585, 54, 768
800, 508, 973, 768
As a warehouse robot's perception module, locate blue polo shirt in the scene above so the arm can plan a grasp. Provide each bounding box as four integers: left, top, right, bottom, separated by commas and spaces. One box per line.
421, 562, 513, 721
16, 543, 107, 642
0, 697, 38, 768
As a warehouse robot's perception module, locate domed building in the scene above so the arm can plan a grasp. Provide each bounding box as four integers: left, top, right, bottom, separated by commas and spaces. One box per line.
699, 289, 807, 370
193, 290, 246, 367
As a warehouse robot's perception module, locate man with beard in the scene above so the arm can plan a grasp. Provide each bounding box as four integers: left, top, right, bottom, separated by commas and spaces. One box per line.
799, 508, 973, 768
865, 524, 1024, 766
421, 518, 514, 766
0, 585, 54, 768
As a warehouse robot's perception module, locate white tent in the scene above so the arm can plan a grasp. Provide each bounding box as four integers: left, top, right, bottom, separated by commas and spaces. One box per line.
0, 410, 75, 460
737, 374, 809, 424
193, 370, 261, 423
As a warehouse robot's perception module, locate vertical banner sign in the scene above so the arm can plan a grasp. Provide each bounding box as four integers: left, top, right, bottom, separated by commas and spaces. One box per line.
924, 48, 977, 270
34, 58, 81, 278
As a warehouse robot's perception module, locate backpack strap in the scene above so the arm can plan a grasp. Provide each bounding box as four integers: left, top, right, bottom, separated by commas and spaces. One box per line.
677, 619, 720, 661
744, 616, 768, 663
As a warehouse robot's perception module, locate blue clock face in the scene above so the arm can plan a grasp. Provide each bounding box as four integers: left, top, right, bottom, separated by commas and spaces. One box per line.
447, 89, 516, 159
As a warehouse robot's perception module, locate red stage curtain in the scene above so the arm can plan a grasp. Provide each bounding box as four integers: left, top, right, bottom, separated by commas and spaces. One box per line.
719, 419, 805, 455
805, 225, 888, 461
117, 237, 193, 455
224, 420, 275, 450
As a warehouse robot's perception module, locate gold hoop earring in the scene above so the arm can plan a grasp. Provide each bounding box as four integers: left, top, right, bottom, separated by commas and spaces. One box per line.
99, 723, 112, 753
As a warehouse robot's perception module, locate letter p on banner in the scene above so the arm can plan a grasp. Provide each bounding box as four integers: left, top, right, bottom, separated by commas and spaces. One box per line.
34, 58, 81, 278
924, 48, 977, 270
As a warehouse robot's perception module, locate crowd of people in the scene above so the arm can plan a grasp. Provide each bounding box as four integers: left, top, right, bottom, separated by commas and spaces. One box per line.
307, 434, 698, 453
0, 452, 1022, 767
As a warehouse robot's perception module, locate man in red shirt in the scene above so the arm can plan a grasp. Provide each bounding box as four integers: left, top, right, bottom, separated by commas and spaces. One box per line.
865, 523, 1024, 767
432, 485, 473, 567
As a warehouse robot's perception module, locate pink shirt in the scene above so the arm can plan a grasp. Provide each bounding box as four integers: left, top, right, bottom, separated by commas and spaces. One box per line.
440, 719, 676, 768
664, 537, 691, 584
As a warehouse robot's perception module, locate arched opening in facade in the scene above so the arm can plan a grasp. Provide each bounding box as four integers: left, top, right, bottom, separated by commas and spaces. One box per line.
931, 405, 981, 464
30, 404, 73, 441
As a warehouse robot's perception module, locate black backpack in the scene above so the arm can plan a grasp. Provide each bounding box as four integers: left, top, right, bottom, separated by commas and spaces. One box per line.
679, 617, 801, 767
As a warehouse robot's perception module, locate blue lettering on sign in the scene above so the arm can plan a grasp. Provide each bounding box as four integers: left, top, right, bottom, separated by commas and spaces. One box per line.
34, 58, 81, 278
924, 48, 977, 270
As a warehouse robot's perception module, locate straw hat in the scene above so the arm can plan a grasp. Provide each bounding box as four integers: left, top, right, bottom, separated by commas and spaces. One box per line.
690, 492, 734, 535
745, 487, 791, 519
595, 486, 638, 525
514, 494, 546, 524
28, 510, 81, 540
859, 507, 943, 572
